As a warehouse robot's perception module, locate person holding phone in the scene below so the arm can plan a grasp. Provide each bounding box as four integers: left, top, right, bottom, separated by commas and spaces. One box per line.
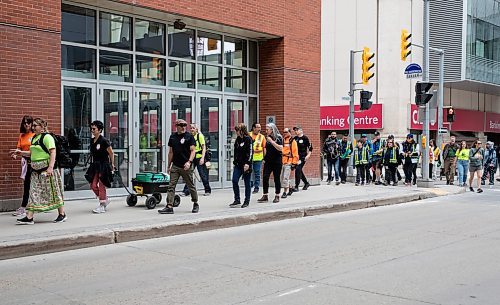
229, 123, 253, 208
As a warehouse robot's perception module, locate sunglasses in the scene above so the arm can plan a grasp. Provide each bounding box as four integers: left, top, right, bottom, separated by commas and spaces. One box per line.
477, 142, 482, 145
90, 127, 98, 131
177, 123, 187, 127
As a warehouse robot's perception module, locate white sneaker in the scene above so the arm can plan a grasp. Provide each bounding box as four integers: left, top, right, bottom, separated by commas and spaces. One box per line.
12, 207, 26, 217
92, 205, 106, 214
103, 198, 110, 211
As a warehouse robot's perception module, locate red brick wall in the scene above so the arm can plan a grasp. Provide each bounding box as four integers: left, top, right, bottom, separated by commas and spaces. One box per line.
0, 0, 320, 208
0, 0, 61, 208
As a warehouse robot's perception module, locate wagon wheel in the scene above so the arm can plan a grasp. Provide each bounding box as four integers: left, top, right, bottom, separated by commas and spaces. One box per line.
152, 192, 162, 203
145, 196, 158, 210
126, 194, 138, 207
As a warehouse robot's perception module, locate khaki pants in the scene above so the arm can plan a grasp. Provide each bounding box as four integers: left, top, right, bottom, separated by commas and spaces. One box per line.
167, 164, 198, 206
444, 157, 457, 183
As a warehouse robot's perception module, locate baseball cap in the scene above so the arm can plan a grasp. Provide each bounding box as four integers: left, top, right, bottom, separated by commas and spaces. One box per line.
406, 133, 413, 139
293, 125, 302, 131
361, 133, 367, 138
374, 131, 380, 136
175, 119, 188, 126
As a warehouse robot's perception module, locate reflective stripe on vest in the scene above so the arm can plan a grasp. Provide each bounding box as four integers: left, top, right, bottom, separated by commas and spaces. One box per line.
252, 134, 265, 161
355, 146, 368, 165
388, 147, 397, 164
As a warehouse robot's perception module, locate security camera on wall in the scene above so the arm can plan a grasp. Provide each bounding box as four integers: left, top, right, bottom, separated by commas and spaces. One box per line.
174, 19, 186, 30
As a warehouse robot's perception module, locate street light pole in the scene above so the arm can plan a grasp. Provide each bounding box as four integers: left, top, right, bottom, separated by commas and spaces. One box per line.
348, 50, 355, 176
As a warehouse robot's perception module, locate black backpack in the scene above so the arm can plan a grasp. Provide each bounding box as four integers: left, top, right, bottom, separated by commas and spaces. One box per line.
35, 133, 74, 168
196, 133, 212, 162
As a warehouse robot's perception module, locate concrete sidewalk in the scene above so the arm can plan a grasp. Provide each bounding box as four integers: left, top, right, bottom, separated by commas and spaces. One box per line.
0, 182, 465, 260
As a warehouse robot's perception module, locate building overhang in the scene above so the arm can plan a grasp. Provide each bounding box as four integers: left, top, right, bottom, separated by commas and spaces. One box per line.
445, 79, 500, 96
66, 0, 280, 40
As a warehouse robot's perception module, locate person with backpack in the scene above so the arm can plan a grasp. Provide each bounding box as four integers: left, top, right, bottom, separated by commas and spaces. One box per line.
85, 120, 116, 214
181, 124, 211, 196
468, 139, 485, 193
338, 134, 353, 184
280, 127, 298, 198
481, 141, 497, 186
9, 115, 34, 218
11, 118, 67, 225
322, 131, 340, 185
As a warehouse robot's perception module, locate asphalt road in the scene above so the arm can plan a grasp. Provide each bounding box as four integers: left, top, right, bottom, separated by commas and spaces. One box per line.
2, 187, 500, 305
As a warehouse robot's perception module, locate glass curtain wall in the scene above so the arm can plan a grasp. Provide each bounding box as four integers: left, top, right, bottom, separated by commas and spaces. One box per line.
466, 0, 500, 84
61, 2, 259, 190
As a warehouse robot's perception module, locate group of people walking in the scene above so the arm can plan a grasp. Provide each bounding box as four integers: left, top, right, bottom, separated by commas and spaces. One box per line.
322, 132, 498, 191
9, 115, 499, 224
10, 116, 115, 224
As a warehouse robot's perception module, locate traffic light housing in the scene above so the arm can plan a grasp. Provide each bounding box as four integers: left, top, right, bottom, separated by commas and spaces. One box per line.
362, 47, 375, 85
447, 107, 455, 122
415, 82, 433, 106
401, 29, 412, 61
360, 90, 373, 110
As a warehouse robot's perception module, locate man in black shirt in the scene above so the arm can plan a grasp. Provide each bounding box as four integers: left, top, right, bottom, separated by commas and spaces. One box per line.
293, 125, 313, 191
158, 119, 198, 214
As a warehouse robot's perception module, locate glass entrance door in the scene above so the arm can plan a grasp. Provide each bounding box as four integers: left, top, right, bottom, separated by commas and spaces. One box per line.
222, 97, 247, 187
136, 89, 165, 173
62, 82, 96, 199
198, 94, 222, 188
101, 86, 133, 188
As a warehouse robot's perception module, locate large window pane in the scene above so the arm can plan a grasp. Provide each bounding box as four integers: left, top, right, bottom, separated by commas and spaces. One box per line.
249, 71, 257, 94
135, 19, 165, 55
139, 92, 162, 172
100, 50, 132, 82
168, 60, 195, 88
197, 31, 222, 64
100, 12, 132, 50
249, 40, 258, 69
249, 97, 258, 126
200, 96, 220, 182
171, 94, 193, 131
136, 56, 165, 85
224, 36, 246, 67
225, 68, 246, 93
198, 64, 222, 91
62, 45, 96, 79
168, 27, 195, 59
62, 4, 96, 45
63, 86, 92, 191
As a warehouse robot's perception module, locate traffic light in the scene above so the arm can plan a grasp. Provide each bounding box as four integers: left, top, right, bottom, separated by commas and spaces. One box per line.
360, 90, 373, 110
401, 29, 412, 61
362, 47, 375, 85
415, 82, 433, 106
447, 107, 455, 122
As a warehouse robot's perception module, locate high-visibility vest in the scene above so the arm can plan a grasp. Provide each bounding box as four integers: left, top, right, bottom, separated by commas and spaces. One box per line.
385, 147, 398, 164
354, 145, 369, 165
252, 133, 265, 161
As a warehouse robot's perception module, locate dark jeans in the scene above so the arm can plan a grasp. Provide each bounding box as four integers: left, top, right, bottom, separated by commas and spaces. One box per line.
167, 164, 197, 207
429, 163, 434, 179
263, 162, 282, 195
386, 164, 398, 184
251, 160, 262, 190
183, 158, 211, 195
294, 160, 309, 188
403, 159, 417, 183
22, 164, 32, 207
232, 166, 251, 203
356, 164, 366, 183
482, 166, 495, 184
339, 158, 349, 182
365, 163, 372, 182
326, 158, 340, 181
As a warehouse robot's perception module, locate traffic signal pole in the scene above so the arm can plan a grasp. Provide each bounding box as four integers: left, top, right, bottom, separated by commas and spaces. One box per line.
348, 49, 364, 176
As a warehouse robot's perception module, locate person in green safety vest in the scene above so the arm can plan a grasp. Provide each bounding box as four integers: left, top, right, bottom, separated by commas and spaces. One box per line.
383, 139, 401, 186
181, 124, 212, 197
354, 140, 370, 186
339, 134, 353, 184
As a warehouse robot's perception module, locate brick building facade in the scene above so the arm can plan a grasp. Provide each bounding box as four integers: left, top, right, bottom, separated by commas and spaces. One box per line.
0, 0, 321, 210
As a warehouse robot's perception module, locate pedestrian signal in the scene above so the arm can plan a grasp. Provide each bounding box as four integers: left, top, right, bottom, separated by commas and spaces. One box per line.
415, 82, 433, 106
360, 90, 373, 110
447, 107, 455, 122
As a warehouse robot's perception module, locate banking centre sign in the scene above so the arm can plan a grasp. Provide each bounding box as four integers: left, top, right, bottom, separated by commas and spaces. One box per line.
320, 104, 383, 130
